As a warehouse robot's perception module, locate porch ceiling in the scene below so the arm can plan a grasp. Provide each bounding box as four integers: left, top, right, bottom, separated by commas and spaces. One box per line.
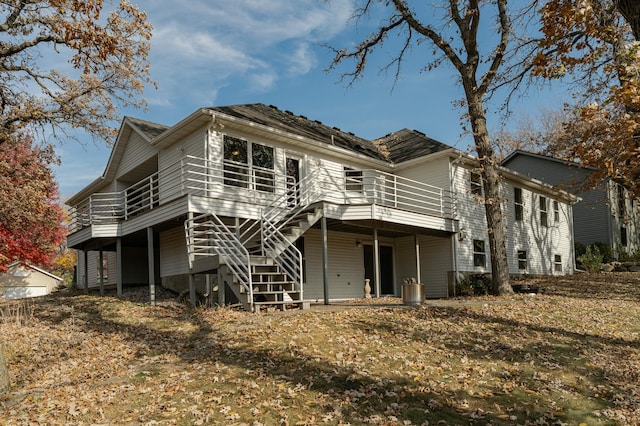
317, 218, 453, 239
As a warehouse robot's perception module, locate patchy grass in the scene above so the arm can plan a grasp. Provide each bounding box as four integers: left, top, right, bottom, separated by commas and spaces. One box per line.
1, 273, 639, 425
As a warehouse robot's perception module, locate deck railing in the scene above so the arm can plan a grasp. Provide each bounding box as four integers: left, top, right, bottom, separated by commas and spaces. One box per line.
69, 155, 457, 232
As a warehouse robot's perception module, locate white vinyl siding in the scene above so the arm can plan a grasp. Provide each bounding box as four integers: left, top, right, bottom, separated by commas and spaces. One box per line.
303, 229, 368, 301
76, 251, 118, 288
116, 131, 158, 179
157, 126, 207, 203
454, 162, 574, 276
385, 235, 452, 299
159, 227, 189, 277
396, 157, 451, 191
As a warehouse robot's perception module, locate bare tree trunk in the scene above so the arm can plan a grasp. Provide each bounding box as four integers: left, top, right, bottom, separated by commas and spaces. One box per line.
467, 93, 513, 295
617, 0, 640, 40
0, 344, 9, 395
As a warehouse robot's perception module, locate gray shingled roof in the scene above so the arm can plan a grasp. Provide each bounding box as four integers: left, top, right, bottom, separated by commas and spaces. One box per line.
126, 116, 169, 140
375, 128, 452, 163
125, 104, 454, 164
210, 103, 389, 161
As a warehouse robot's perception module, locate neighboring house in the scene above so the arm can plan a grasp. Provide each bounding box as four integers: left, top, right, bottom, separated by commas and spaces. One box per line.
66, 104, 577, 311
502, 150, 640, 259
0, 262, 63, 299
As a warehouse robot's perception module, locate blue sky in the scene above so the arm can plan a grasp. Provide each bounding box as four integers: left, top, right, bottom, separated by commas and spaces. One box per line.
53, 0, 571, 199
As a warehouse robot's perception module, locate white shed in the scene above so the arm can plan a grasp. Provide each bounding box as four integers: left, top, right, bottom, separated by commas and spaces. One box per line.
0, 262, 63, 299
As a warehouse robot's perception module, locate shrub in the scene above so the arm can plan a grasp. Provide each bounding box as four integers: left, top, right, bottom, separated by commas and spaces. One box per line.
456, 273, 492, 296
577, 245, 603, 273
592, 242, 614, 263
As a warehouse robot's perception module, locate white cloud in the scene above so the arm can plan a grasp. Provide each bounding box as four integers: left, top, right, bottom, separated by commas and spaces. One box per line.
142, 0, 354, 102
287, 42, 316, 76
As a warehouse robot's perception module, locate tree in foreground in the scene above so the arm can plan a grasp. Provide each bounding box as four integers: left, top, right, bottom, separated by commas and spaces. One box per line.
0, 0, 153, 144
532, 0, 640, 197
0, 133, 66, 271
328, 0, 513, 294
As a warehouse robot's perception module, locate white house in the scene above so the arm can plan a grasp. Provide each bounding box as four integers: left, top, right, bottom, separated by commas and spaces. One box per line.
0, 262, 63, 299
66, 104, 577, 311
503, 150, 640, 259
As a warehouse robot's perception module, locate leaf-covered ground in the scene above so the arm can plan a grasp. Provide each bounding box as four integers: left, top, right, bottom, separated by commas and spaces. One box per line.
1, 273, 639, 425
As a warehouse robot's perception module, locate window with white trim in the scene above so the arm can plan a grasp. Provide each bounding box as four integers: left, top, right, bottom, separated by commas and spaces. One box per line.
618, 184, 626, 218
539, 196, 548, 227
517, 250, 527, 271
554, 254, 562, 272
514, 187, 524, 221
473, 239, 486, 267
344, 167, 364, 192
223, 135, 274, 192
470, 171, 483, 196
553, 200, 560, 222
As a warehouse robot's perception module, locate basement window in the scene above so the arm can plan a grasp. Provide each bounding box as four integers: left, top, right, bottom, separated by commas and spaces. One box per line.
554, 254, 562, 272
517, 250, 527, 271
473, 239, 486, 268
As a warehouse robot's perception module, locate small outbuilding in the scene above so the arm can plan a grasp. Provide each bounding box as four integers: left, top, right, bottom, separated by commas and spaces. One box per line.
0, 262, 63, 300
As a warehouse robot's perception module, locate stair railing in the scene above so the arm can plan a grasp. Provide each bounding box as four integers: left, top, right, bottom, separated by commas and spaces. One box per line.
261, 218, 304, 298
185, 213, 253, 305
238, 167, 326, 249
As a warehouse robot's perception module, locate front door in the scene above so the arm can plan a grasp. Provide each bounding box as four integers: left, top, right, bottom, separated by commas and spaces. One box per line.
364, 245, 394, 295
286, 157, 300, 207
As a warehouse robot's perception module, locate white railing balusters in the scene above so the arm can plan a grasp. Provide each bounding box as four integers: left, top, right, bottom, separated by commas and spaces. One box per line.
185, 213, 253, 308
69, 155, 456, 233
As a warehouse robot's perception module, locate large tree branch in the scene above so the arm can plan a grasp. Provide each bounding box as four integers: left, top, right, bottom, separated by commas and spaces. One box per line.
327, 15, 406, 83
478, 0, 510, 94
391, 0, 465, 72
0, 34, 62, 58
0, 0, 29, 32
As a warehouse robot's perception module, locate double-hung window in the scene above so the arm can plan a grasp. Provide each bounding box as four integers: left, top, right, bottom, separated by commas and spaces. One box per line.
252, 143, 275, 192
473, 239, 486, 267
223, 135, 274, 192
344, 167, 364, 192
553, 200, 560, 223
470, 171, 483, 196
539, 196, 548, 227
517, 250, 527, 271
514, 187, 524, 221
618, 184, 626, 218
554, 254, 562, 272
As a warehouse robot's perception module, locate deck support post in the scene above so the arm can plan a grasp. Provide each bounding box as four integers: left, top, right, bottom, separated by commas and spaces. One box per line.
321, 216, 329, 305
189, 274, 197, 307
147, 227, 156, 306
83, 250, 89, 294
374, 228, 381, 298
205, 274, 211, 307
217, 270, 225, 306
116, 238, 123, 297
98, 248, 105, 296
414, 234, 421, 284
